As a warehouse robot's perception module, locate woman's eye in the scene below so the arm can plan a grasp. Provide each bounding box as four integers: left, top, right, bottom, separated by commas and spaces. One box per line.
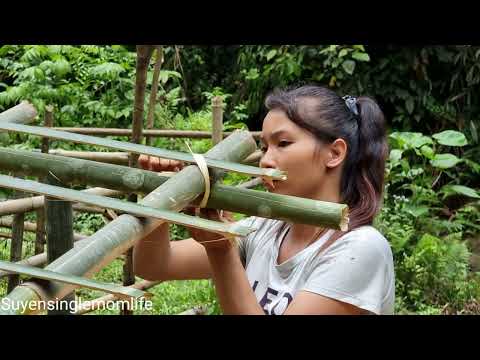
278, 140, 291, 147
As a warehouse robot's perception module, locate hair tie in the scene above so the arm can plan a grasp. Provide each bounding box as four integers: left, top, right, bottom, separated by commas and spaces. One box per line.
342, 95, 359, 117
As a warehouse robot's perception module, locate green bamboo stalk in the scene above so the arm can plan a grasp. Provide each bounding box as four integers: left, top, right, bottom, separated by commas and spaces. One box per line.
0, 174, 254, 238
0, 130, 257, 315
0, 122, 286, 181
0, 101, 37, 124
0, 147, 349, 229
8, 148, 345, 227
0, 260, 150, 301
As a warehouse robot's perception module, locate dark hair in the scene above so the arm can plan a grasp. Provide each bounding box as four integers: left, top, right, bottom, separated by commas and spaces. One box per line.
264, 85, 388, 243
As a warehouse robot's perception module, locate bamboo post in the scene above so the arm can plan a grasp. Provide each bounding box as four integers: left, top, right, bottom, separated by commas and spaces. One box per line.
45, 174, 75, 315
0, 131, 257, 315
122, 45, 153, 315
7, 189, 25, 293
212, 96, 223, 146
35, 105, 53, 255
146, 46, 164, 147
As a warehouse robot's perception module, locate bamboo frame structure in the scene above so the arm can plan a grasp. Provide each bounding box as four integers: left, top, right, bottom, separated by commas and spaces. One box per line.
0, 131, 258, 315
0, 148, 349, 229
0, 123, 285, 181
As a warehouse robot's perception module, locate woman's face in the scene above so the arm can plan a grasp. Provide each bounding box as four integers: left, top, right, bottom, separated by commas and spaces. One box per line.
259, 110, 333, 199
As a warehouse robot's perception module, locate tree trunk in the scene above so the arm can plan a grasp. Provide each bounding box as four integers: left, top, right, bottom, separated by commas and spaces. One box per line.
146, 46, 164, 147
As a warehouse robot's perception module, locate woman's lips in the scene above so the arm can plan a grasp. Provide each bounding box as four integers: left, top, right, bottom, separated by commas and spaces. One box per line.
261, 177, 278, 191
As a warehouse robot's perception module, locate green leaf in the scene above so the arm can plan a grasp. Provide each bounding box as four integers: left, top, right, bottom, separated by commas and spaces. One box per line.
390, 132, 432, 150
440, 185, 480, 199
404, 204, 430, 217
266, 49, 277, 61
420, 145, 434, 159
351, 52, 370, 62
341, 60, 356, 75
430, 153, 461, 169
432, 130, 468, 147
389, 149, 403, 163
339, 49, 348, 58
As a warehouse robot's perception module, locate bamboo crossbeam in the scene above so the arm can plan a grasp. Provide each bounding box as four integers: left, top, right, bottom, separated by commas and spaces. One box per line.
0, 217, 87, 241
52, 128, 262, 140
0, 123, 285, 181
0, 187, 124, 216
0, 235, 91, 278
0, 174, 254, 238
0, 260, 150, 301
0, 130, 257, 315
44, 149, 262, 166
48, 150, 130, 165
0, 148, 348, 229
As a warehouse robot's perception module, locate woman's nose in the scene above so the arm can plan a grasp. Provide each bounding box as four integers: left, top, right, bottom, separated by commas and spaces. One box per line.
259, 148, 276, 169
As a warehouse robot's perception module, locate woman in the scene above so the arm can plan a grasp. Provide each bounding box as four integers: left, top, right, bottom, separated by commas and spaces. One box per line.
133, 85, 395, 315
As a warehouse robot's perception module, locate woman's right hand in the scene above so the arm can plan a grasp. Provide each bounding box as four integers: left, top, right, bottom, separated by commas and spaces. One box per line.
139, 155, 184, 172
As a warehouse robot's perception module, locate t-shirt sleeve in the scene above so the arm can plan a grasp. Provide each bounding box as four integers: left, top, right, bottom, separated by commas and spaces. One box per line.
302, 230, 392, 315
235, 216, 258, 267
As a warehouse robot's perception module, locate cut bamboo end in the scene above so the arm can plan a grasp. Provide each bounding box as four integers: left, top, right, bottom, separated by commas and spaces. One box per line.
339, 206, 350, 232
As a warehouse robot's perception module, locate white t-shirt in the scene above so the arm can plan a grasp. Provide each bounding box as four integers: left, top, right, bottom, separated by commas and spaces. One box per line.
237, 216, 395, 315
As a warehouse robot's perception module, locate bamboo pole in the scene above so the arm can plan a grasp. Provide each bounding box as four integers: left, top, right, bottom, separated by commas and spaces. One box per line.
0, 175, 254, 238
0, 260, 150, 301
0, 187, 124, 216
45, 171, 75, 314
0, 235, 91, 278
46, 149, 261, 166
0, 148, 348, 229
212, 96, 223, 146
51, 128, 262, 140
7, 189, 24, 293
35, 105, 54, 255
0, 131, 257, 315
0, 101, 37, 124
122, 45, 153, 315
74, 279, 160, 315
146, 46, 164, 147
47, 150, 130, 165
0, 217, 87, 242
0, 122, 285, 180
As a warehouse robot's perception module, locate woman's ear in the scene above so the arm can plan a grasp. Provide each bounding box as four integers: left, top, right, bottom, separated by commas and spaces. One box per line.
326, 138, 347, 169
